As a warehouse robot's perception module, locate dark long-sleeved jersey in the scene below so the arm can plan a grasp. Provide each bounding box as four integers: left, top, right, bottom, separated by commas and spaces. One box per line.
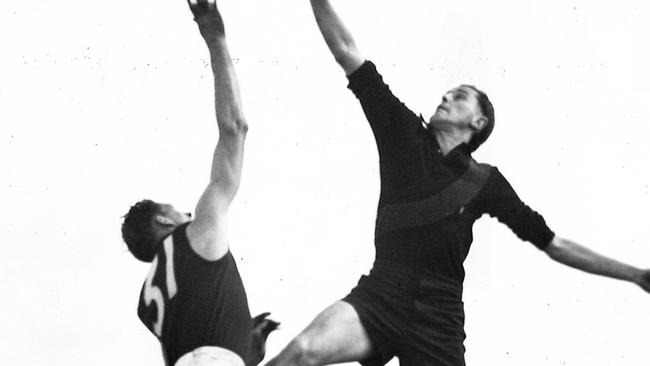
348, 61, 554, 281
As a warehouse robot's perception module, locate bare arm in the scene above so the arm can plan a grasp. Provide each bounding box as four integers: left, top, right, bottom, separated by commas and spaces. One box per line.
310, 0, 365, 75
544, 235, 650, 293
187, 0, 248, 260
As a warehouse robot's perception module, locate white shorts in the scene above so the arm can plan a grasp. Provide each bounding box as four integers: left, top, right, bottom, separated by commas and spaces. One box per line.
174, 346, 245, 366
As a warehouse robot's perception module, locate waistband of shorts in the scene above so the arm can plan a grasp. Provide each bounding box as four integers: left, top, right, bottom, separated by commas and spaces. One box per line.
369, 259, 463, 296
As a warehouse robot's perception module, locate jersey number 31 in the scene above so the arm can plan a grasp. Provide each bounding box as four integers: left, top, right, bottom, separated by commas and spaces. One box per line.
143, 236, 178, 337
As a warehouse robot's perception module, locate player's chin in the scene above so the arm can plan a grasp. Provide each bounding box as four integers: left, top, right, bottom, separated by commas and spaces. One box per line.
428, 116, 447, 130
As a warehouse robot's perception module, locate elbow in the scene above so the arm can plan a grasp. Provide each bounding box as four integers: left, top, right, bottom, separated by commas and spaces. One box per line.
543, 235, 563, 259
220, 117, 249, 136
544, 236, 574, 261
332, 46, 351, 64
235, 118, 249, 134
332, 44, 360, 69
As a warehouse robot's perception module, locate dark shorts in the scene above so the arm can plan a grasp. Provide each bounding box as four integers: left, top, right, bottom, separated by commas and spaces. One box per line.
342, 261, 466, 366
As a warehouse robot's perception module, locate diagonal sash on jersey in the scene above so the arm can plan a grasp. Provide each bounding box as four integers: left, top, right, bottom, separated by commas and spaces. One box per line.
375, 161, 491, 237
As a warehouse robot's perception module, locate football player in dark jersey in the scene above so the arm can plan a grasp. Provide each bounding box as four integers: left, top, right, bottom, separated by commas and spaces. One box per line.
121, 1, 277, 365
264, 1, 650, 366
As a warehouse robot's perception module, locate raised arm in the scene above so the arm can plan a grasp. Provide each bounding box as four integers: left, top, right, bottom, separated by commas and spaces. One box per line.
544, 236, 650, 293
187, 0, 248, 260
310, 0, 365, 75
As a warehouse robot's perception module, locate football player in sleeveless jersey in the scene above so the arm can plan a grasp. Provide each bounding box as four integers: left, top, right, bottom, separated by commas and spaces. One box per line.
121, 1, 278, 365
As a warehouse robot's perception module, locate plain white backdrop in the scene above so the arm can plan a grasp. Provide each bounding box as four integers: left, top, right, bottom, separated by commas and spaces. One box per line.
2, 0, 650, 365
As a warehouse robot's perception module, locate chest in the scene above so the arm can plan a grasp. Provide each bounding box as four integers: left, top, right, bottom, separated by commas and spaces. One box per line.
380, 139, 470, 205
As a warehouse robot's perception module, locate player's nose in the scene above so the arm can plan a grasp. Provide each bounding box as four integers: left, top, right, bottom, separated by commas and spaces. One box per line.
185, 212, 192, 218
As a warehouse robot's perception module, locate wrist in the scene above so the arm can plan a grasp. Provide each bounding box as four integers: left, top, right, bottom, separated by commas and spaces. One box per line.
203, 33, 226, 47
631, 268, 644, 284
195, 12, 225, 34
198, 26, 225, 43
198, 26, 226, 52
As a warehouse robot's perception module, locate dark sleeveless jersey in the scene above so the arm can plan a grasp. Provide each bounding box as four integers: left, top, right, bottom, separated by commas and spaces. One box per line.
137, 222, 252, 365
347, 61, 555, 281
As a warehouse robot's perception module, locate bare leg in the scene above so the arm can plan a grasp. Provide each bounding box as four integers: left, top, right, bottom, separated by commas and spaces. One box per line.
265, 301, 373, 366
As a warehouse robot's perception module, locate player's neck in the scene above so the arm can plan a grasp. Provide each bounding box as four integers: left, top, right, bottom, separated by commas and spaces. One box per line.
433, 129, 470, 156
152, 225, 176, 246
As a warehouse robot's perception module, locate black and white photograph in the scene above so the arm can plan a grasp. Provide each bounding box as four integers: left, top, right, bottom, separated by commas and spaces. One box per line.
3, 1, 650, 365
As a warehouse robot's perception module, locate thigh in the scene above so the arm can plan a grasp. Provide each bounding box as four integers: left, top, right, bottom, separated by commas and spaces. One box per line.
398, 297, 466, 366
297, 300, 374, 364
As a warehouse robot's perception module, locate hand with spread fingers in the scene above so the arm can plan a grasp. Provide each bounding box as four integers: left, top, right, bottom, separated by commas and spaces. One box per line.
188, 0, 217, 16
187, 0, 225, 40
248, 312, 280, 366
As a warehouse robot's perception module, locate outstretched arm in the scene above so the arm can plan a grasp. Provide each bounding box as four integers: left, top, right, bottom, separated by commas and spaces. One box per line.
310, 0, 365, 75
187, 0, 248, 260
544, 236, 650, 293
478, 169, 650, 293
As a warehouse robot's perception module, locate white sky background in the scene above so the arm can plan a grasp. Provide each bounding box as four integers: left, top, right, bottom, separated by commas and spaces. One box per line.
2, 0, 650, 365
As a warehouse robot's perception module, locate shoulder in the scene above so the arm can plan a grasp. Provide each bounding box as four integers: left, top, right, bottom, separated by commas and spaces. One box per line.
184, 220, 230, 262
465, 160, 503, 206
468, 157, 507, 179
467, 158, 495, 181
468, 155, 495, 170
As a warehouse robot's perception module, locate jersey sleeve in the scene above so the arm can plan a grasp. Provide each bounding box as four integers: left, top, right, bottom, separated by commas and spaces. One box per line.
476, 168, 555, 250
347, 61, 424, 153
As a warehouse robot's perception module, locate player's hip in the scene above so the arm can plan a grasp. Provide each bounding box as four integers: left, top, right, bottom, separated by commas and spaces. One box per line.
365, 259, 463, 296
342, 269, 466, 366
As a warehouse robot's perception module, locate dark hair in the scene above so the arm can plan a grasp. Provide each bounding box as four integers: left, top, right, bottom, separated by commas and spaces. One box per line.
463, 85, 495, 152
121, 199, 161, 262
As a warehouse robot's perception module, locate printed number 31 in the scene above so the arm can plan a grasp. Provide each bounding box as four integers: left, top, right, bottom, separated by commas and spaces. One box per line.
143, 236, 178, 337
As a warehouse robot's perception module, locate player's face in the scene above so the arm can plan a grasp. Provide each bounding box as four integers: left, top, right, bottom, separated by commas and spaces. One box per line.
159, 203, 192, 226
430, 86, 482, 129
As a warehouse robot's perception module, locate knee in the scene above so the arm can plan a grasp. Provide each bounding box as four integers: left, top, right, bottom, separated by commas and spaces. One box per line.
289, 334, 325, 366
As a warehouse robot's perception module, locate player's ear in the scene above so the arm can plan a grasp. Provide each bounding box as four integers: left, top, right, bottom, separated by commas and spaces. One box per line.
470, 116, 487, 132
154, 215, 175, 227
